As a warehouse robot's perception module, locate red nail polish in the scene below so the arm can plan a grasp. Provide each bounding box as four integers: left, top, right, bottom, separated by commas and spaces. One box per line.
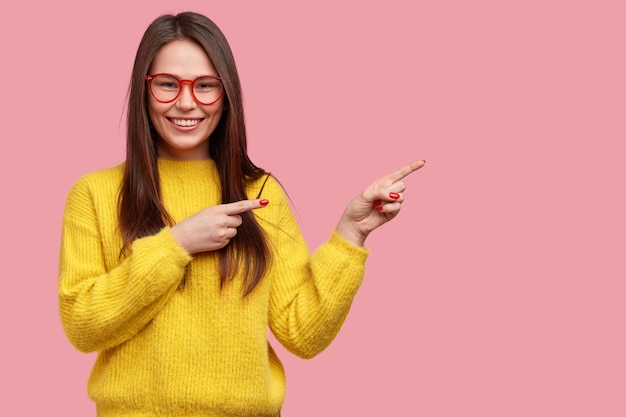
389, 192, 400, 199
374, 200, 382, 206
376, 205, 383, 211
260, 199, 269, 206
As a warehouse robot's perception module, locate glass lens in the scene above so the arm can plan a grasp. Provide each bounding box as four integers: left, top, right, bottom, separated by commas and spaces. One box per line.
193, 77, 223, 104
150, 74, 180, 102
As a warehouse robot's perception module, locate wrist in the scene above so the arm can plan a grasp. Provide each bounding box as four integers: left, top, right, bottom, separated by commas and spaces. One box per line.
170, 224, 193, 254
335, 218, 367, 247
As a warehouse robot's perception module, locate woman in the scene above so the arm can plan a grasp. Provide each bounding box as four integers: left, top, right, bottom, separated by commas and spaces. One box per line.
58, 11, 424, 417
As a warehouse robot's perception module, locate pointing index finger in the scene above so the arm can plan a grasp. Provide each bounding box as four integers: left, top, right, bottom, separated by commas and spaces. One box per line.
222, 199, 268, 216
386, 160, 426, 182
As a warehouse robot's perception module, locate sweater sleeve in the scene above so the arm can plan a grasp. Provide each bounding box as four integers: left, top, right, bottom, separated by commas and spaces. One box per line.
58, 177, 191, 353
267, 189, 369, 359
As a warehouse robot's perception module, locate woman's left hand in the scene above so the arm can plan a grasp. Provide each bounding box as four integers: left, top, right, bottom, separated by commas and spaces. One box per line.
335, 160, 425, 246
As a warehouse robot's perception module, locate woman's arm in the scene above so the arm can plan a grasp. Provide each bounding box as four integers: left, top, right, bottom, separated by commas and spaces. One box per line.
267, 161, 425, 358
58, 178, 190, 353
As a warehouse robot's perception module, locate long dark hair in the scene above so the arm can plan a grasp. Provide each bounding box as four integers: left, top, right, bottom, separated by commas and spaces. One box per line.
118, 12, 270, 296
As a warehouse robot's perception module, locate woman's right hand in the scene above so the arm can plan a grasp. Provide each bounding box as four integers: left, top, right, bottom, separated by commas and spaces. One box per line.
171, 199, 269, 254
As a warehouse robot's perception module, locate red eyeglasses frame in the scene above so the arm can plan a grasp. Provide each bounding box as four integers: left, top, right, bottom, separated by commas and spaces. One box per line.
145, 73, 225, 105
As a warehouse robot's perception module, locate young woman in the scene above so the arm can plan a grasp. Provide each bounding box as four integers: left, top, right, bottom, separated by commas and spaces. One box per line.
58, 11, 424, 417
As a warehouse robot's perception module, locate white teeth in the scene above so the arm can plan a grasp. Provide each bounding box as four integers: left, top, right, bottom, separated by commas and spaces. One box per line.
172, 119, 200, 127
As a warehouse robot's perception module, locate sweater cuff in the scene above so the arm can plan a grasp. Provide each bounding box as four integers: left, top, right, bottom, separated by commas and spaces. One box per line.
132, 227, 193, 270
328, 230, 370, 262
159, 227, 193, 262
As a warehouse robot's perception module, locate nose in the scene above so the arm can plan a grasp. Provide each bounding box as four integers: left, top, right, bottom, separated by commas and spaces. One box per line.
176, 81, 197, 110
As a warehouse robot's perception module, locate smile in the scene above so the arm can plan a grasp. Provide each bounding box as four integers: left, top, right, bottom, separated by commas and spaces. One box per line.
170, 118, 202, 127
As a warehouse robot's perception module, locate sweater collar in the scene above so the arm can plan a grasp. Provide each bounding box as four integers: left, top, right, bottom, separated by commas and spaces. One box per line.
157, 158, 218, 178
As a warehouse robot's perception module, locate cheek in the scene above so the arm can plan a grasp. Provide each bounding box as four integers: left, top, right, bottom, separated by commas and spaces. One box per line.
148, 99, 161, 120
203, 102, 225, 123
147, 103, 169, 139
148, 101, 169, 127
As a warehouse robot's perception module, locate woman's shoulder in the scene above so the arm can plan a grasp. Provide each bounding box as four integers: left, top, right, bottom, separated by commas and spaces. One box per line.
69, 163, 125, 195
247, 172, 288, 201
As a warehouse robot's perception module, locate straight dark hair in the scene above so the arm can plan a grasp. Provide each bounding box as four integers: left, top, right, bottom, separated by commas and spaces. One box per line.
118, 12, 270, 296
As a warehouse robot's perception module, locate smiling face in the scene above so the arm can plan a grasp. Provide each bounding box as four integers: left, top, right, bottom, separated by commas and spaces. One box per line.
147, 39, 225, 160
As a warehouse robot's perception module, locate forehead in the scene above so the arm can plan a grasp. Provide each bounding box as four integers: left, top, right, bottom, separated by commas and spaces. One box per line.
150, 39, 218, 78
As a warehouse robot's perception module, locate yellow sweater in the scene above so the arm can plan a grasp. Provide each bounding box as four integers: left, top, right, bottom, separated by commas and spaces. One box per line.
58, 159, 369, 417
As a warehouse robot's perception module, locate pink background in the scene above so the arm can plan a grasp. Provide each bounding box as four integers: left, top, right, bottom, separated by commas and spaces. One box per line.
1, 0, 624, 415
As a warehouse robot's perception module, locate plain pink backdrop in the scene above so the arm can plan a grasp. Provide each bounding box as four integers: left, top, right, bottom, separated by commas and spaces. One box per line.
1, 0, 624, 416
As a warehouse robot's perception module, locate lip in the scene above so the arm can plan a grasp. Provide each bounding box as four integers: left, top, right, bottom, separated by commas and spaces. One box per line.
167, 117, 205, 131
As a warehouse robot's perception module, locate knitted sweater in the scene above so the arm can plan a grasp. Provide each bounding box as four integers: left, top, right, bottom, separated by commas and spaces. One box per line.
58, 159, 369, 417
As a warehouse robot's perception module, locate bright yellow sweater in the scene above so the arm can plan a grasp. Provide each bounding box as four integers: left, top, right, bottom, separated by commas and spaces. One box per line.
58, 159, 369, 417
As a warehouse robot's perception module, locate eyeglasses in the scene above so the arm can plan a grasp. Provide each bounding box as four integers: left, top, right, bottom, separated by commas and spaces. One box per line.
145, 73, 224, 105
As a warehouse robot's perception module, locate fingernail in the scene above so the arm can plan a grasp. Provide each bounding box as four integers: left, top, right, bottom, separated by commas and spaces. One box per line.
260, 199, 269, 206
374, 200, 382, 207
389, 192, 400, 199
376, 205, 383, 211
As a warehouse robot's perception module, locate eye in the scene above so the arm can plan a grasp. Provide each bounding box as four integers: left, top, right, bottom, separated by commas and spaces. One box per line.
195, 77, 220, 91
152, 75, 179, 90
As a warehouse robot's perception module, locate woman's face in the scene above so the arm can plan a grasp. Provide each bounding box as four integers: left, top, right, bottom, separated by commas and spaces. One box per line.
147, 39, 225, 160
